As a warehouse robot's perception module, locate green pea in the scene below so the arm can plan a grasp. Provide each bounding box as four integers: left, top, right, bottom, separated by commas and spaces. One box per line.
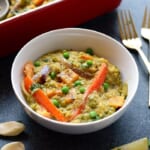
103, 82, 109, 91
89, 111, 98, 119
63, 52, 70, 59
80, 87, 85, 93
86, 60, 93, 67
52, 99, 60, 108
85, 48, 94, 55
50, 72, 56, 79
34, 61, 40, 67
74, 80, 82, 87
61, 86, 69, 94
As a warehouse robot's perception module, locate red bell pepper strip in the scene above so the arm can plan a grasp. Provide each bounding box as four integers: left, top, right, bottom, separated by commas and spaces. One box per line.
23, 76, 33, 93
33, 89, 66, 122
84, 63, 108, 99
23, 76, 67, 122
70, 63, 108, 121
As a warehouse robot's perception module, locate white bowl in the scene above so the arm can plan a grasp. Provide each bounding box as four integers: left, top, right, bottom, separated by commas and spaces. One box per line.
11, 28, 139, 134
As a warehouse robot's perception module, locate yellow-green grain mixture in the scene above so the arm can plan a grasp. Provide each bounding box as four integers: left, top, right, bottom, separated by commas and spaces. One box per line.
22, 49, 128, 123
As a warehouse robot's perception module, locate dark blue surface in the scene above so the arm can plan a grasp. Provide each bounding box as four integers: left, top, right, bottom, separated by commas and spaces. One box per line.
0, 0, 150, 149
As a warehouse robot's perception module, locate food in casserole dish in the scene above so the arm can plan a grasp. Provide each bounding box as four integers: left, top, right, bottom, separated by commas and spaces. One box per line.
22, 49, 128, 123
2, 0, 54, 20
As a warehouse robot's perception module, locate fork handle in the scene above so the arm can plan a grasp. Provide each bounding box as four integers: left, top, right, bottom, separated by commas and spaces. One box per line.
137, 47, 150, 74
148, 40, 150, 107
148, 74, 150, 107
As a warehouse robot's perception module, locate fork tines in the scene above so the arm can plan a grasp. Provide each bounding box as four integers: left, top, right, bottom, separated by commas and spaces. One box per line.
118, 10, 138, 40
142, 7, 150, 28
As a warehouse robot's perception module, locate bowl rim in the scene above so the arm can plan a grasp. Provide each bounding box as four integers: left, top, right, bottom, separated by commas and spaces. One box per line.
11, 27, 139, 127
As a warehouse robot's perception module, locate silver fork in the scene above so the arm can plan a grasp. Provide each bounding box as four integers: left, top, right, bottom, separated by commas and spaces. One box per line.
118, 10, 150, 74
141, 7, 150, 41
141, 7, 150, 107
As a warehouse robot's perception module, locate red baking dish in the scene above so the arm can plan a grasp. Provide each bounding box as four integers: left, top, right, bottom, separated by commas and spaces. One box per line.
0, 0, 121, 57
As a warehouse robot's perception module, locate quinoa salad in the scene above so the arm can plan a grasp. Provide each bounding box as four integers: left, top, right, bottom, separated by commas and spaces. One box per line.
22, 49, 128, 123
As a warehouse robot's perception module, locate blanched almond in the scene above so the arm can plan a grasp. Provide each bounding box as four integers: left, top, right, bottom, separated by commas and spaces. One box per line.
0, 121, 25, 136
1, 142, 25, 150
